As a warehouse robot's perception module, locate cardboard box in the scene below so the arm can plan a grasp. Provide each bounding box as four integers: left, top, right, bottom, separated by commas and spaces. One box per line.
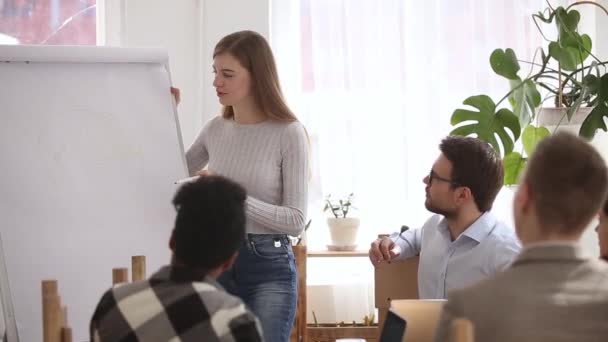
374, 256, 420, 307
388, 299, 446, 342
374, 256, 419, 329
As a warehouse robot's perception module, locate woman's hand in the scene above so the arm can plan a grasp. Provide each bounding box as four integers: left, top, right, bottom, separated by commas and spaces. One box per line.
170, 87, 181, 106
196, 170, 214, 177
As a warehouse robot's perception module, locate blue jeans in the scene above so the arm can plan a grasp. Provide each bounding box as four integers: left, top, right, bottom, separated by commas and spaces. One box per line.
218, 234, 298, 342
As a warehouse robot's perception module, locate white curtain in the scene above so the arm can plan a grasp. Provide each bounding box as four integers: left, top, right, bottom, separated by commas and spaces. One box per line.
270, 0, 584, 322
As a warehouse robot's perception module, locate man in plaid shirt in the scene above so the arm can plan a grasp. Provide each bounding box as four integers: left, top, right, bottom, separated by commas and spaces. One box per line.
90, 175, 263, 341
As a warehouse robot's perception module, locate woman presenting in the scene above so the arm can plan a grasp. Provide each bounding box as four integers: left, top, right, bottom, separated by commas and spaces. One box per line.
178, 30, 308, 342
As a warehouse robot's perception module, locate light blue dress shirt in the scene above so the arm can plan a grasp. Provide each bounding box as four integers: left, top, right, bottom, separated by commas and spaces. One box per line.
390, 212, 521, 299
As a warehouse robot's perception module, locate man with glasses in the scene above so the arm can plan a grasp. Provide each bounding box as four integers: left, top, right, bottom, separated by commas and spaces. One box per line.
369, 135, 521, 299
434, 132, 608, 342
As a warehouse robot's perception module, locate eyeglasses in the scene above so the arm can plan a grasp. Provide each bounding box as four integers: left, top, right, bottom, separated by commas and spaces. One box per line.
428, 169, 460, 187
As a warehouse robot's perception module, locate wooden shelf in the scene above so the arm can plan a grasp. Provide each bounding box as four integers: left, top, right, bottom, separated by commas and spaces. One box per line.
292, 246, 372, 342
307, 326, 378, 342
307, 250, 368, 257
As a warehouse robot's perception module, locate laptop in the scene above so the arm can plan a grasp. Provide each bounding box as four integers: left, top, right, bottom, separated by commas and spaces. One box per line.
379, 308, 407, 342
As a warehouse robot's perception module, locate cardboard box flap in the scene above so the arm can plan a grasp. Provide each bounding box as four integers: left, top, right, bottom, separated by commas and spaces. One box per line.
389, 299, 446, 342
374, 256, 419, 309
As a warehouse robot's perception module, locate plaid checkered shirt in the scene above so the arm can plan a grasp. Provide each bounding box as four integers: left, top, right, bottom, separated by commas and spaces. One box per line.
90, 265, 263, 342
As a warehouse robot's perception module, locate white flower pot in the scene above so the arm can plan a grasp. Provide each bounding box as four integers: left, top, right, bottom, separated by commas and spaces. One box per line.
537, 107, 592, 127
327, 217, 360, 248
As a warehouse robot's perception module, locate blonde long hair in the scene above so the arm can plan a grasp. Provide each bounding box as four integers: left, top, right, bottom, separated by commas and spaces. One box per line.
213, 30, 297, 122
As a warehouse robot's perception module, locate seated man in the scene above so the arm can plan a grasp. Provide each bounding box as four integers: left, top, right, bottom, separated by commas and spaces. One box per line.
90, 176, 263, 341
369, 135, 521, 299
434, 132, 608, 342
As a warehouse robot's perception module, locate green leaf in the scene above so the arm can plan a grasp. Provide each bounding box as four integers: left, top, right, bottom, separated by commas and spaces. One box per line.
533, 11, 553, 24
508, 78, 541, 127
503, 152, 526, 186
549, 34, 592, 71
522, 125, 550, 156
555, 7, 580, 37
599, 74, 608, 103
490, 48, 520, 80
305, 219, 312, 231
549, 42, 577, 71
450, 95, 521, 157
564, 33, 592, 65
579, 104, 608, 140
583, 74, 600, 96
566, 84, 589, 121
562, 32, 591, 50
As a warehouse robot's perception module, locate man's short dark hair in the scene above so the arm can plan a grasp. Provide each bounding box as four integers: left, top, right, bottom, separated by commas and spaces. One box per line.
171, 175, 246, 269
525, 132, 608, 234
440, 136, 503, 212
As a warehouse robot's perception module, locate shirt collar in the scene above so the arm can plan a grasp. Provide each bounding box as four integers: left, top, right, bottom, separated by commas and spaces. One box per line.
522, 240, 580, 250
149, 265, 223, 289
514, 242, 588, 265
437, 211, 497, 243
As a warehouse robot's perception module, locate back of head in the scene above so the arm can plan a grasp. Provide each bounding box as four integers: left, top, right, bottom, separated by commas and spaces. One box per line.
524, 132, 608, 234
604, 192, 608, 216
441, 136, 504, 212
213, 30, 296, 122
171, 175, 247, 270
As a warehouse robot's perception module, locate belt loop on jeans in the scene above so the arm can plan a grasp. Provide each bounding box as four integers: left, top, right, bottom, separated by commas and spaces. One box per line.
245, 233, 254, 251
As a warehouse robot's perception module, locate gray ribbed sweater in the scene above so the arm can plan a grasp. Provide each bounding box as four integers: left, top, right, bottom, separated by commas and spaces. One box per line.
186, 116, 308, 236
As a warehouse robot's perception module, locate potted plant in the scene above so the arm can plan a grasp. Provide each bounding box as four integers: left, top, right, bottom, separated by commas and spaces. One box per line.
450, 1, 608, 185
323, 193, 360, 251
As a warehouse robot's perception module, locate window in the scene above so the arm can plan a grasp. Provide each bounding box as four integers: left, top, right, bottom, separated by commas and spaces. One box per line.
271, 0, 590, 324
271, 0, 582, 250
0, 0, 96, 45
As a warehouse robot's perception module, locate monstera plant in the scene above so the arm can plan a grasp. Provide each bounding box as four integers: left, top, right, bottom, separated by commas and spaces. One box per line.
450, 2, 608, 185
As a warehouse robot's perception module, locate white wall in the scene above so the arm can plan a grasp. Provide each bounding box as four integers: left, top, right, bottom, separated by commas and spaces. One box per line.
597, 1, 608, 61
99, 0, 203, 146
200, 0, 270, 125
99, 0, 269, 146
0, 294, 3, 341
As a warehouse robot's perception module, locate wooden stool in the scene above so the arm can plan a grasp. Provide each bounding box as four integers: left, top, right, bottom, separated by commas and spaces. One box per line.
112, 268, 129, 285
41, 280, 72, 342
131, 255, 146, 281
113, 255, 147, 285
